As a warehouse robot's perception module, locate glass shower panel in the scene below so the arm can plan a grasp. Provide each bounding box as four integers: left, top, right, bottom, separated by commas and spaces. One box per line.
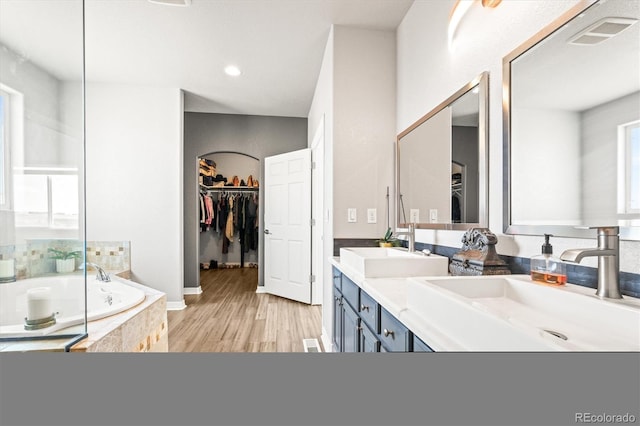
0, 0, 86, 349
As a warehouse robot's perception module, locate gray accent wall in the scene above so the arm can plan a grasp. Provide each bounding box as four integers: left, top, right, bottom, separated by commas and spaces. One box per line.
184, 112, 307, 289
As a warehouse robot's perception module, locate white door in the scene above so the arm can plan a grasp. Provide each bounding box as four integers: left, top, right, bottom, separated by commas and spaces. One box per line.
264, 148, 312, 304
310, 117, 324, 305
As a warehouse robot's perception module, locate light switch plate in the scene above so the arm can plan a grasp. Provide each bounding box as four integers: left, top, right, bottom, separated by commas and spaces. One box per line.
348, 208, 357, 223
429, 209, 438, 223
367, 208, 377, 224
410, 209, 420, 223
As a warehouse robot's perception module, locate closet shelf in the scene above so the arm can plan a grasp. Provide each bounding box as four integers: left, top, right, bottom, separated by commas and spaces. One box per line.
200, 185, 259, 192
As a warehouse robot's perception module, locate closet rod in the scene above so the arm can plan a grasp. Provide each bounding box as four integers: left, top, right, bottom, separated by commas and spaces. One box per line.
200, 186, 259, 193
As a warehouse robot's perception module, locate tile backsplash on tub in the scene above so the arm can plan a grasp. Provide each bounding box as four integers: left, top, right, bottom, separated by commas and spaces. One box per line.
0, 240, 130, 279
85, 241, 131, 272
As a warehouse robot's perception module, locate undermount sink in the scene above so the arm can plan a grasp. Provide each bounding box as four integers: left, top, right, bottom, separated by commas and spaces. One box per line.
406, 275, 640, 351
339, 247, 449, 278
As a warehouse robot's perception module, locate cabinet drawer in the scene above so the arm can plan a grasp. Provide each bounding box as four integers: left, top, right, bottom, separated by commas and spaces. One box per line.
413, 334, 434, 352
380, 308, 411, 352
341, 275, 360, 311
332, 267, 341, 292
359, 290, 379, 334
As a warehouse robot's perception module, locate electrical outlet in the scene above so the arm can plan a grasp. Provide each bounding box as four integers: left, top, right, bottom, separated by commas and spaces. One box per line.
429, 209, 438, 223
410, 209, 420, 223
367, 208, 377, 224
348, 208, 357, 223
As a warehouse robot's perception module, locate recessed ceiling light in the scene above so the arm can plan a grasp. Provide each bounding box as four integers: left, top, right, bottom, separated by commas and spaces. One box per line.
148, 0, 192, 6
224, 65, 242, 77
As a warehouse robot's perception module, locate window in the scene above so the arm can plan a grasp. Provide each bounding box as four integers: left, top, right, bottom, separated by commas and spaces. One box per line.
618, 120, 640, 215
13, 168, 79, 229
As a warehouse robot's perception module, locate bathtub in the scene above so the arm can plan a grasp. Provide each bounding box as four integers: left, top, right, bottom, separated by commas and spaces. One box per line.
0, 274, 146, 338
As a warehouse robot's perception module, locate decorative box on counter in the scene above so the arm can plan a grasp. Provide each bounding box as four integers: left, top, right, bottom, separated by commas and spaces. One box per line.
449, 228, 511, 276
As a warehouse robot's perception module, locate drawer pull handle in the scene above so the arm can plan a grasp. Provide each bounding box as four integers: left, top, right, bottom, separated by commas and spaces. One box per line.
360, 304, 369, 312
383, 328, 394, 337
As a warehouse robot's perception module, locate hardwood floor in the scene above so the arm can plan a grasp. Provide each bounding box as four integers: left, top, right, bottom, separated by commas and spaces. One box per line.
167, 268, 323, 352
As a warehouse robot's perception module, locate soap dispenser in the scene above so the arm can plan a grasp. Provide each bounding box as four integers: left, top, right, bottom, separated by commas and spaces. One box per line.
530, 234, 567, 285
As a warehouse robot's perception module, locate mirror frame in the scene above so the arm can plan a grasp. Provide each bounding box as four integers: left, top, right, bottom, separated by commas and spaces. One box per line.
396, 71, 489, 230
502, 0, 640, 241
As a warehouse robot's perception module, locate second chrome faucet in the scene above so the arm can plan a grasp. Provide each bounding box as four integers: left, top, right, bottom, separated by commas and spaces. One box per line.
560, 226, 622, 299
396, 223, 416, 253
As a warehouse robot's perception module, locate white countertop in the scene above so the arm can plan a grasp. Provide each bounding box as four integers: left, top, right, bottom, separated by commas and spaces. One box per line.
330, 256, 462, 351
330, 256, 640, 352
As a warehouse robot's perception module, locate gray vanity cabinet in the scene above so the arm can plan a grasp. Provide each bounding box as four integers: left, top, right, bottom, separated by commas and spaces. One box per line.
342, 301, 360, 352
380, 307, 412, 352
332, 266, 433, 353
359, 290, 379, 334
360, 320, 380, 352
332, 268, 343, 352
332, 267, 362, 352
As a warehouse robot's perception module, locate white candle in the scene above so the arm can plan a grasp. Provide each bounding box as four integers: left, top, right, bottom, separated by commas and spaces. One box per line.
26, 287, 53, 321
0, 259, 14, 278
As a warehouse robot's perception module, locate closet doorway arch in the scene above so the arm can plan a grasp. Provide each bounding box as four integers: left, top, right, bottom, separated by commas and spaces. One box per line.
196, 151, 261, 293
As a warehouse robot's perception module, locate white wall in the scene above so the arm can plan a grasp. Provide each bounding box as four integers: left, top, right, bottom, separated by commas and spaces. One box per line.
397, 0, 639, 273
582, 92, 640, 223
309, 25, 397, 349
0, 44, 61, 168
333, 26, 397, 238
85, 83, 184, 308
511, 107, 581, 224
307, 27, 334, 348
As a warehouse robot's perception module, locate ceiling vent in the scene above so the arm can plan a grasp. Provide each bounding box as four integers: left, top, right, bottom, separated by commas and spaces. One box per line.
148, 0, 192, 6
569, 17, 637, 45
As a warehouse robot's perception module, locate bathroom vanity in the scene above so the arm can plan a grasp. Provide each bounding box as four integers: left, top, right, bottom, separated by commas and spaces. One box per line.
330, 249, 640, 352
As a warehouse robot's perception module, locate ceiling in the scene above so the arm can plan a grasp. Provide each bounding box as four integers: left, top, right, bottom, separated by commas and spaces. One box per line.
0, 0, 414, 118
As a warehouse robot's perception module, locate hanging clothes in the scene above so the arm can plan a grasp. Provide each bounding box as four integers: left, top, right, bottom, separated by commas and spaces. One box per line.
225, 195, 235, 242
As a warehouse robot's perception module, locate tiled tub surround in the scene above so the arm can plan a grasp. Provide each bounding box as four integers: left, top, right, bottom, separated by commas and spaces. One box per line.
70, 272, 168, 353
0, 271, 168, 353
334, 239, 640, 298
0, 240, 131, 279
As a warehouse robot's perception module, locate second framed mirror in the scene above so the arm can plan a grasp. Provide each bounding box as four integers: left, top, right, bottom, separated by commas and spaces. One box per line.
397, 72, 489, 230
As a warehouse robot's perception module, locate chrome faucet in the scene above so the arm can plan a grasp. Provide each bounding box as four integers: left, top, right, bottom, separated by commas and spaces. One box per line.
82, 262, 111, 282
560, 226, 621, 299
396, 223, 416, 253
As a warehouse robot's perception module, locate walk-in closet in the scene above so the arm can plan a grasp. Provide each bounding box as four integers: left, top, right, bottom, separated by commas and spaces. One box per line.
198, 152, 260, 271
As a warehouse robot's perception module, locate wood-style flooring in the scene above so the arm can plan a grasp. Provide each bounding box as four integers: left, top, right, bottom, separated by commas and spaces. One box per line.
167, 268, 323, 352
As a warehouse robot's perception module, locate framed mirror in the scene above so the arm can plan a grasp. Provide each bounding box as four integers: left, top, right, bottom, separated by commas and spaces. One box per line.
397, 72, 488, 229
503, 0, 640, 240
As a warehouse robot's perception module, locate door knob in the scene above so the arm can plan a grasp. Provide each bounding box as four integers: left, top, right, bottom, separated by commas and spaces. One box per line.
264, 229, 270, 234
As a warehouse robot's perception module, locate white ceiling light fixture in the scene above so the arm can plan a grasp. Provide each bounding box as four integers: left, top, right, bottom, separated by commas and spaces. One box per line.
224, 65, 242, 77
148, 0, 192, 7
448, 0, 474, 50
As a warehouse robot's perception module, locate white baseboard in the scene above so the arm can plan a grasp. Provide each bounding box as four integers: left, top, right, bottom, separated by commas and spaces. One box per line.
183, 286, 202, 295
321, 327, 333, 353
167, 299, 187, 311
255, 286, 267, 294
